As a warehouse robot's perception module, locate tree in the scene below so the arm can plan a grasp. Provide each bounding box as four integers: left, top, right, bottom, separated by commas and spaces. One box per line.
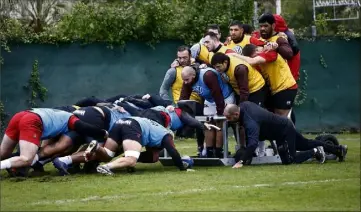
0, 0, 74, 32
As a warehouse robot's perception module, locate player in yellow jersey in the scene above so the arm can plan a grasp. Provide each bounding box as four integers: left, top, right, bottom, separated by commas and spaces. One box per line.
159, 46, 205, 156
258, 13, 294, 62
224, 20, 265, 54
237, 44, 298, 119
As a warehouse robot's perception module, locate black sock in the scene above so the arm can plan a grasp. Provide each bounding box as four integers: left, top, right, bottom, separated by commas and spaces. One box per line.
206, 147, 214, 158
215, 147, 223, 158
196, 129, 205, 148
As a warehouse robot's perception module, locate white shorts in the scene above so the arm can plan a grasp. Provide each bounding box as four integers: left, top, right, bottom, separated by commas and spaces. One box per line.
203, 93, 235, 116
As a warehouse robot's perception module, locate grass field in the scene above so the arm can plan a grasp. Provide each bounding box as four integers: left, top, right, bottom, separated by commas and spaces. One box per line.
1, 134, 360, 211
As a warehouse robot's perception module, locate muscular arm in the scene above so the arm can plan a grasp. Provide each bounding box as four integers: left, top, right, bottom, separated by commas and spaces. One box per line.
234, 117, 260, 164
74, 97, 107, 107
68, 116, 107, 140
123, 97, 153, 109
203, 71, 225, 115
276, 37, 293, 60
179, 111, 205, 130
116, 102, 142, 116
179, 83, 193, 100
162, 134, 187, 171
230, 51, 277, 65
148, 94, 173, 107
234, 65, 249, 102
105, 94, 128, 103
159, 68, 177, 101
229, 54, 266, 65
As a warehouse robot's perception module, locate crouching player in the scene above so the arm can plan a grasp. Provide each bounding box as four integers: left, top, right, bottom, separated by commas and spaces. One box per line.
84, 117, 194, 175
0, 108, 108, 171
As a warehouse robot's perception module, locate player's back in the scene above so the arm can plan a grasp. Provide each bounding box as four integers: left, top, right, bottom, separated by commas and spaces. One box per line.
30, 108, 73, 139
130, 116, 170, 147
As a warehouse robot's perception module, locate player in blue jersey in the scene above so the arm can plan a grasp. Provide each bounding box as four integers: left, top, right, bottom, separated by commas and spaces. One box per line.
0, 108, 108, 171
31, 106, 130, 175
180, 66, 236, 158
83, 117, 193, 175
118, 94, 220, 157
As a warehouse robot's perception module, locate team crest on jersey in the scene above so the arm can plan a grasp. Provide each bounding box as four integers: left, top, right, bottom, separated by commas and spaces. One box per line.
232, 46, 242, 54
193, 86, 204, 95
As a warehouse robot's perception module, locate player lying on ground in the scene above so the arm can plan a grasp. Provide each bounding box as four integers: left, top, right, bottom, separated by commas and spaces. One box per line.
223, 102, 348, 168
83, 117, 195, 175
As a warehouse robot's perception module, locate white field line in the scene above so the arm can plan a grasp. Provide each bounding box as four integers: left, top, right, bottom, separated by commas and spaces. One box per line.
30, 178, 357, 206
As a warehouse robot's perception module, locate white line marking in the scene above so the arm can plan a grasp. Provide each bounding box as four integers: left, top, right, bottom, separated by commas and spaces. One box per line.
30, 178, 357, 206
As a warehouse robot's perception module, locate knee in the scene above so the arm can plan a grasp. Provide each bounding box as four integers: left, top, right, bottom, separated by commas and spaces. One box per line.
19, 155, 33, 166
124, 150, 140, 167
126, 157, 137, 167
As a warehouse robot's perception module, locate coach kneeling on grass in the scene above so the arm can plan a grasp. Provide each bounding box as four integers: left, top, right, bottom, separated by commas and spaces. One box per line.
223, 102, 348, 168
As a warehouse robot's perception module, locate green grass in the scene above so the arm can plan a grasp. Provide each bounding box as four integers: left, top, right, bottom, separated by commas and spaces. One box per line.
1, 134, 360, 211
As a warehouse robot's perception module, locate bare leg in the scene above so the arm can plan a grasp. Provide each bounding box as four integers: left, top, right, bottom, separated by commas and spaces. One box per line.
97, 139, 142, 175
1, 140, 38, 169
0, 135, 18, 160
38, 135, 73, 159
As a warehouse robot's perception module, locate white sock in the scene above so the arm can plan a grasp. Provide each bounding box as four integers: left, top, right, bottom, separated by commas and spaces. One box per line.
258, 141, 266, 157
31, 154, 39, 166
1, 159, 12, 169
58, 156, 72, 165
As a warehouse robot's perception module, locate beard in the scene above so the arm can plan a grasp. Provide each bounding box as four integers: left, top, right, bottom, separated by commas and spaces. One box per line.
260, 31, 272, 39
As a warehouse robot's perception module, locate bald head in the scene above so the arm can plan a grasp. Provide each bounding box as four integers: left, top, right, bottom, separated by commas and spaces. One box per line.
181, 66, 196, 84
224, 104, 240, 122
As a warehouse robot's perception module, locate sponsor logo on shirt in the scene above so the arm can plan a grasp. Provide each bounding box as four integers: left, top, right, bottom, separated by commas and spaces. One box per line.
233, 46, 242, 54
193, 86, 204, 95
116, 119, 132, 125
73, 110, 86, 116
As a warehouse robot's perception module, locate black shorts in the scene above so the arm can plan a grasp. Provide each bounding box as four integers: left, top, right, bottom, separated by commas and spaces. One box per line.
248, 85, 267, 108
109, 119, 142, 144
67, 107, 110, 145
66, 131, 99, 145
271, 89, 297, 110
73, 107, 107, 129
140, 109, 166, 127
